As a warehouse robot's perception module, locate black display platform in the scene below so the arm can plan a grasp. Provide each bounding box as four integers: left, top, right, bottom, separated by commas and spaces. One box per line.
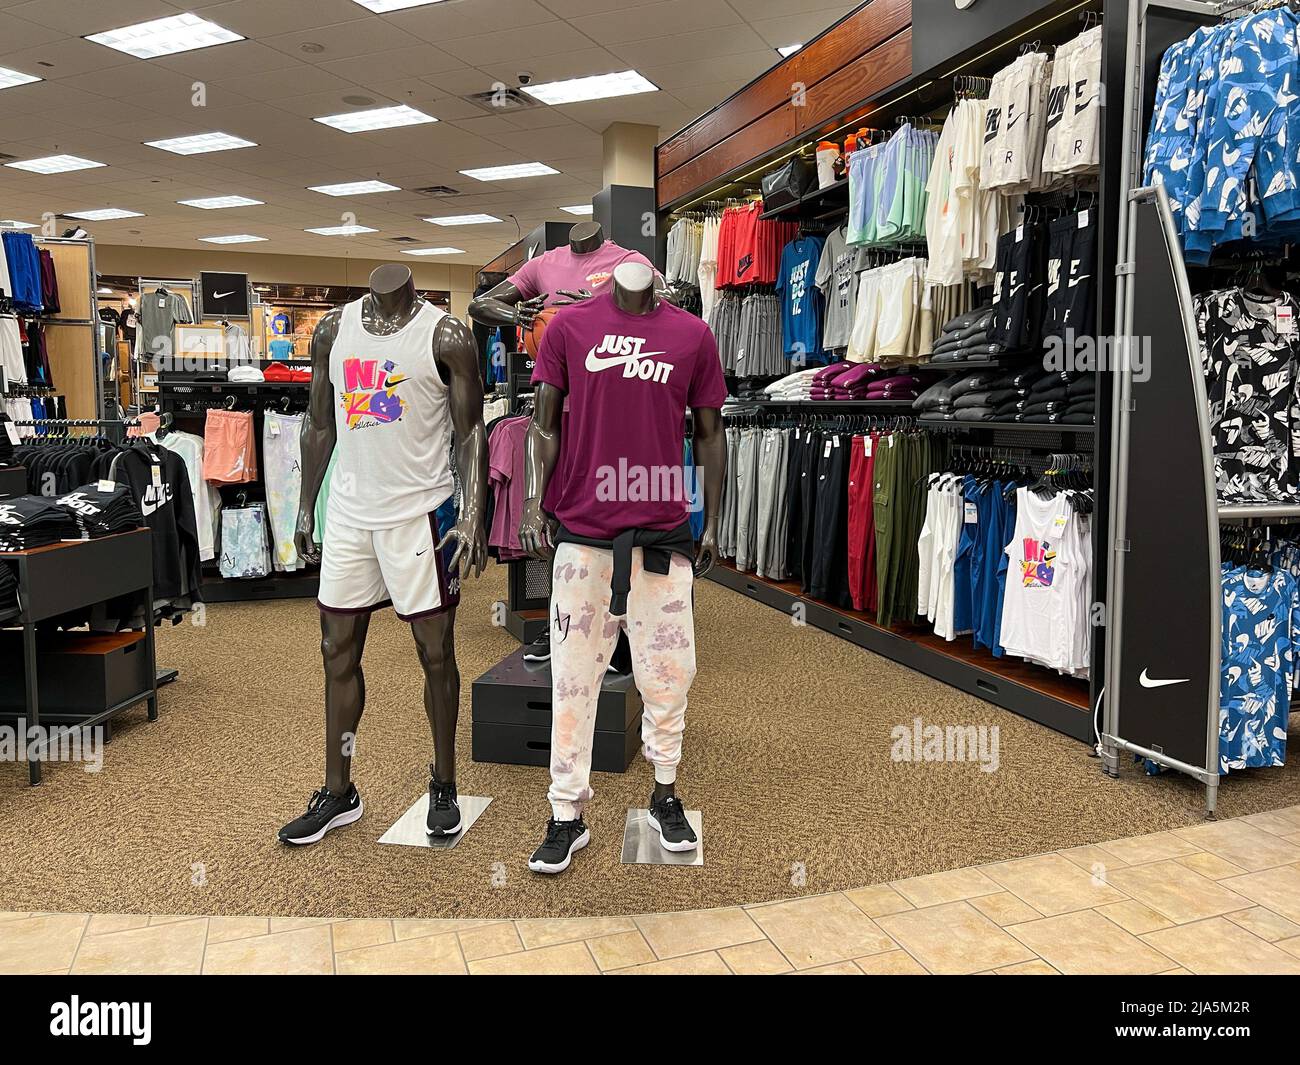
471, 647, 642, 772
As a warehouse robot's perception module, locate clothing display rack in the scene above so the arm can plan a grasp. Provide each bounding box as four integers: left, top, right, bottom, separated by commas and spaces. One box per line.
656, 0, 1116, 742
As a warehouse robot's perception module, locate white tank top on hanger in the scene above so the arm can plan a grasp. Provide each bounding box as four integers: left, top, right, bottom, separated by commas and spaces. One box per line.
327, 296, 453, 530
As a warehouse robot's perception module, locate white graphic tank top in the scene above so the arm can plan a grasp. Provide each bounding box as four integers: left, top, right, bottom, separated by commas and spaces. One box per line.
328, 296, 453, 530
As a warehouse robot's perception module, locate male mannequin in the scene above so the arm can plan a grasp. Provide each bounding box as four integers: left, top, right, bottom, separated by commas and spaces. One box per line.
519, 260, 726, 874
468, 221, 672, 665
278, 264, 488, 845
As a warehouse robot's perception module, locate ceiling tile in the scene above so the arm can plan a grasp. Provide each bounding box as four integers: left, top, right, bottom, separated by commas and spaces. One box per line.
384, 0, 559, 44
6, 0, 181, 36
445, 23, 597, 66
261, 17, 419, 62
571, 0, 741, 46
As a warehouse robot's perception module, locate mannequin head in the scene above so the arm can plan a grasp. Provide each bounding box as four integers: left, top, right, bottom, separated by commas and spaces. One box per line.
368, 263, 418, 316
612, 261, 656, 314
568, 220, 603, 254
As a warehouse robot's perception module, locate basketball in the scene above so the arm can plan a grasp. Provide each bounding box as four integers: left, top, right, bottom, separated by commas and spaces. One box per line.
523, 306, 562, 358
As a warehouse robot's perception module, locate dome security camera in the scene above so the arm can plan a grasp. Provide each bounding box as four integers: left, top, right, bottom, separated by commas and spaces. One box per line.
518, 71, 534, 86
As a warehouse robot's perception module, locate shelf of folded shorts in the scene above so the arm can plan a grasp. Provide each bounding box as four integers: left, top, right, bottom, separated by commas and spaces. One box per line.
1217, 502, 1300, 521
759, 176, 850, 221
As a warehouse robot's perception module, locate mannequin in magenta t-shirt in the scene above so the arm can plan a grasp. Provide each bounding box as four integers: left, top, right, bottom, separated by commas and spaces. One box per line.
515, 260, 726, 875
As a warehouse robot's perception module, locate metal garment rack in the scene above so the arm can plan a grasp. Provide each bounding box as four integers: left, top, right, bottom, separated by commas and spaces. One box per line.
27, 236, 103, 421
133, 277, 196, 408
1102, 0, 1272, 816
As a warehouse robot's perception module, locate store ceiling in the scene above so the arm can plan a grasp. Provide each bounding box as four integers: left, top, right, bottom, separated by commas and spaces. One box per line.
0, 0, 856, 266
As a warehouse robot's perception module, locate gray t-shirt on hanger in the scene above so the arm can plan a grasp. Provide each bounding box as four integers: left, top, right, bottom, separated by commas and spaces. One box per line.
815, 225, 856, 351
137, 289, 193, 361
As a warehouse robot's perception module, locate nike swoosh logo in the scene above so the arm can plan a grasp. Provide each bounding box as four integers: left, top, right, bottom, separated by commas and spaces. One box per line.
214, 290, 235, 299
416, 548, 429, 557
1139, 669, 1190, 689
584, 347, 668, 372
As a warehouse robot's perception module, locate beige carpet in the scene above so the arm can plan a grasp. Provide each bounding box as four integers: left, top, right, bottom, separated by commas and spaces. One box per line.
1, 563, 1296, 920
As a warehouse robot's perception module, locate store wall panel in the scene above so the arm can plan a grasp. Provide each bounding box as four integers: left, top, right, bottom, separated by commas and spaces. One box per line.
657, 27, 912, 207
44, 323, 97, 421
43, 242, 93, 321
657, 0, 912, 183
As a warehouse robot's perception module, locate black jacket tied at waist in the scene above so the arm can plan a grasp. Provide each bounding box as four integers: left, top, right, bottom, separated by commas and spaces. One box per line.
554, 521, 694, 616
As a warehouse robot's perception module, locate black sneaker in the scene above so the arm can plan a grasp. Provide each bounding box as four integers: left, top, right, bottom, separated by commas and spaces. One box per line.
278, 784, 363, 845
426, 771, 462, 836
647, 793, 697, 853
527, 817, 590, 874
523, 630, 550, 662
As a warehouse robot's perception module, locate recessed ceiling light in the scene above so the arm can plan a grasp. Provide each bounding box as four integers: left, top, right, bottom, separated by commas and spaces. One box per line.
459, 162, 559, 181
85, 14, 244, 59
560, 204, 593, 215
521, 70, 658, 106
146, 132, 257, 155
352, 0, 447, 11
65, 208, 143, 220
315, 104, 437, 133
199, 234, 266, 244
0, 219, 38, 229
777, 44, 802, 57
305, 224, 378, 235
424, 213, 501, 226
178, 195, 265, 210
308, 180, 400, 196
0, 66, 41, 90
5, 154, 105, 174
401, 247, 463, 256
300, 42, 325, 54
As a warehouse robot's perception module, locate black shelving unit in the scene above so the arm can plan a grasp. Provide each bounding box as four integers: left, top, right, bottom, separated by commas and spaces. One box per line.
759, 176, 850, 221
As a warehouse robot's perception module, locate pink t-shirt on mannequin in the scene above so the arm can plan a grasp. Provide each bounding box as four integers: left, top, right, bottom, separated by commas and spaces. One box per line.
507, 241, 663, 307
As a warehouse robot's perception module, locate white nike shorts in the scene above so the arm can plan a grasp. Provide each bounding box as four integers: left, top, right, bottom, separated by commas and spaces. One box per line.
318, 499, 461, 621
1058, 26, 1103, 175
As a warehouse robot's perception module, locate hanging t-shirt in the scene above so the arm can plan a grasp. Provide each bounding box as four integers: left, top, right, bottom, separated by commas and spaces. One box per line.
531, 292, 727, 538
998, 488, 1082, 668
1220, 564, 1296, 773
507, 240, 662, 307
776, 235, 825, 363
135, 289, 193, 360
268, 337, 294, 359
1195, 287, 1300, 503
815, 225, 856, 351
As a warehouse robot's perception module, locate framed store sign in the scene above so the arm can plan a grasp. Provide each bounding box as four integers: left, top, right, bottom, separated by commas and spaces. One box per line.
200, 271, 250, 318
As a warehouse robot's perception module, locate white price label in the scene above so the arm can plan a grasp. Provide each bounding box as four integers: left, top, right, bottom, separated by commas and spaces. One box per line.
4, 422, 18, 446
97, 479, 115, 492
964, 501, 977, 524
151, 463, 163, 491
270, 420, 281, 437
1078, 209, 1089, 229
864, 436, 873, 457
823, 440, 832, 459
1277, 305, 1295, 335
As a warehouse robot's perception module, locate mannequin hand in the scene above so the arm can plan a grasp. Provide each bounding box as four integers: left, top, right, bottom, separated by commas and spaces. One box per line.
437, 516, 487, 580
294, 509, 321, 567
518, 498, 558, 560
514, 294, 548, 330
552, 289, 593, 306
694, 529, 718, 578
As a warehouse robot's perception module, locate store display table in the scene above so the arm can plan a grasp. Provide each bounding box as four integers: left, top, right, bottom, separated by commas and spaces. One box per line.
0, 530, 157, 784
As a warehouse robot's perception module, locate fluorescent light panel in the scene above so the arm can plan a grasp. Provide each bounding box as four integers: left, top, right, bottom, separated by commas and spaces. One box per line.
146, 132, 257, 155
560, 204, 593, 215
85, 14, 243, 59
459, 162, 558, 181
401, 247, 463, 256
0, 219, 38, 229
5, 154, 105, 174
315, 105, 437, 133
521, 70, 658, 106
65, 208, 143, 220
178, 195, 264, 210
0, 66, 41, 90
424, 213, 501, 226
199, 234, 266, 244
351, 0, 445, 11
308, 180, 400, 196
306, 224, 378, 235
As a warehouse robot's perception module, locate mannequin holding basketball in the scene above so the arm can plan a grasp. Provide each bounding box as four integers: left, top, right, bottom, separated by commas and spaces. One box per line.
469, 220, 672, 663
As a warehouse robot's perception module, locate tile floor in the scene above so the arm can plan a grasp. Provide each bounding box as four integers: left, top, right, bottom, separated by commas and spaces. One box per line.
5, 806, 1300, 975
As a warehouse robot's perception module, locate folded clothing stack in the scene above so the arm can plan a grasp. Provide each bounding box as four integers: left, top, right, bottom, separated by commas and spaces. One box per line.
809, 362, 880, 399
0, 413, 14, 468
0, 561, 16, 613
991, 369, 1094, 423
263, 362, 313, 383
928, 307, 1027, 365
0, 494, 81, 550
52, 482, 142, 538
763, 367, 822, 401
912, 368, 1003, 420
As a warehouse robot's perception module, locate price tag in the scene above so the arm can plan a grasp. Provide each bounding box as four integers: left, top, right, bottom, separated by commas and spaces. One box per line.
864, 436, 873, 457
1078, 209, 1089, 229
832, 434, 840, 448
1277, 304, 1295, 335
1015, 225, 1024, 242
158, 298, 167, 309
151, 463, 163, 492
1053, 514, 1069, 530
888, 434, 895, 447
97, 479, 115, 493
823, 440, 832, 459
4, 421, 18, 446
964, 501, 977, 524
270, 420, 281, 437
794, 428, 801, 440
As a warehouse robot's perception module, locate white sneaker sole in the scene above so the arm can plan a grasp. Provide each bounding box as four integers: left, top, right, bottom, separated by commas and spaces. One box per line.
646, 811, 698, 853
426, 814, 464, 837
527, 828, 590, 874
282, 797, 364, 845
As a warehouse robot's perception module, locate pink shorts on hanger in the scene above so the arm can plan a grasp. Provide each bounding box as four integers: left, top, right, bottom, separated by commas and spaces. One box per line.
203, 408, 258, 484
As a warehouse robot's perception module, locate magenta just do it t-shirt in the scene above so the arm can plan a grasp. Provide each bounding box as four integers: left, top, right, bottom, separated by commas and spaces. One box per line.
507, 241, 663, 307
531, 293, 727, 538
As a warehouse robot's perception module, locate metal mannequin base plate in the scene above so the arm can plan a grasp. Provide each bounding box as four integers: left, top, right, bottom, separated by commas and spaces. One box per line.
377, 795, 492, 850
620, 808, 704, 866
